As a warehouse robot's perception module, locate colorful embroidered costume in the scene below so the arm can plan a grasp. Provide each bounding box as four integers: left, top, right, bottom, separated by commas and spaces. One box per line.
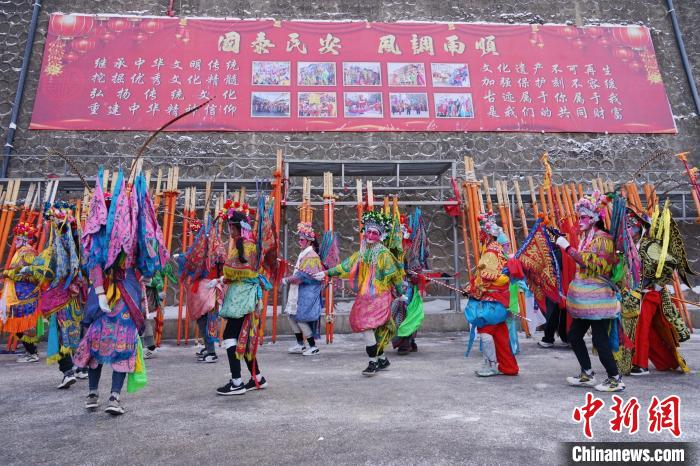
324, 210, 404, 376
566, 229, 620, 320
327, 241, 403, 333
179, 218, 226, 360
464, 212, 519, 377
616, 202, 694, 375
2, 243, 41, 338
215, 205, 270, 396
74, 168, 168, 413
559, 191, 624, 392
283, 222, 325, 355
33, 202, 87, 371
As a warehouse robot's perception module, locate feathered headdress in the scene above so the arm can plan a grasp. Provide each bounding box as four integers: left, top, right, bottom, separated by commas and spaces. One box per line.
13, 221, 37, 241
574, 190, 609, 221
295, 222, 316, 240
361, 210, 392, 239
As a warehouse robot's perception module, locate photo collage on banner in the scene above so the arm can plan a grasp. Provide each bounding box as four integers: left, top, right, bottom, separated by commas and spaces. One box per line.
250, 59, 473, 120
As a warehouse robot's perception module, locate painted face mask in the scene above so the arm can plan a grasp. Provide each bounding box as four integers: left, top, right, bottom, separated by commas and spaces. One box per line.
578, 215, 595, 232
298, 237, 309, 248
365, 228, 381, 243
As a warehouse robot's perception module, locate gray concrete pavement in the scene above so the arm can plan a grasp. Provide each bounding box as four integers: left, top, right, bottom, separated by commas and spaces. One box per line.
1, 331, 698, 465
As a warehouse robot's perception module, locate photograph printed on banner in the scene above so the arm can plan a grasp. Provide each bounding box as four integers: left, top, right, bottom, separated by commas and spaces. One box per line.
297, 62, 337, 86
252, 61, 291, 86
298, 92, 338, 117
342, 62, 382, 86
430, 63, 471, 87
434, 93, 474, 118
344, 92, 383, 117
251, 92, 291, 117
387, 63, 427, 86
389, 93, 429, 118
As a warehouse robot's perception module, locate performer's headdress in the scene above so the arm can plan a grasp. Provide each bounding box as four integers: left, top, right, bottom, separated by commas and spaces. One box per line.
189, 218, 203, 233
641, 200, 696, 287
574, 190, 609, 221
295, 222, 315, 241
43, 200, 77, 225
221, 200, 253, 230
13, 221, 37, 242
626, 205, 651, 232
478, 211, 503, 238
361, 210, 392, 239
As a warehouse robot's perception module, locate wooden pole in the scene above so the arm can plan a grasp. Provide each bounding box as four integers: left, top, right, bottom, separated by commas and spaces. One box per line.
526, 176, 540, 218
513, 179, 529, 237
270, 149, 283, 343
0, 180, 20, 266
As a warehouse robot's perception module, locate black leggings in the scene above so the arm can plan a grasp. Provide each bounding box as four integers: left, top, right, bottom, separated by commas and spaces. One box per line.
223, 317, 260, 380
568, 318, 619, 378
543, 298, 568, 344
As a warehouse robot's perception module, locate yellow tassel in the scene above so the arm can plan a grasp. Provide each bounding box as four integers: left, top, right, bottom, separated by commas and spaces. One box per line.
675, 349, 690, 373
655, 202, 671, 278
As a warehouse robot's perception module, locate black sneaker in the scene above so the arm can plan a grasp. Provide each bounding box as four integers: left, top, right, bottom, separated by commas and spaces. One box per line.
105, 396, 125, 415
630, 366, 649, 376
244, 376, 268, 390
195, 347, 207, 357
362, 361, 379, 377
57, 372, 77, 389
377, 357, 391, 371
216, 380, 246, 396
85, 393, 99, 409
197, 353, 218, 363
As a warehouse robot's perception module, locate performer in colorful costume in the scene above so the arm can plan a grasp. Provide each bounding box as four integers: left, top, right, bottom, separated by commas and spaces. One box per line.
1, 222, 42, 363
391, 210, 428, 355
33, 201, 87, 388
463, 212, 519, 377
618, 201, 693, 376
315, 211, 405, 377
214, 204, 270, 395
74, 168, 169, 415
282, 222, 324, 356
178, 217, 225, 363
555, 191, 624, 392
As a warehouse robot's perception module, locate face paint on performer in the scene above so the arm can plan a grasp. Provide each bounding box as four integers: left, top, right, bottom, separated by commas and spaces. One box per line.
578, 214, 595, 232
365, 228, 381, 244
298, 237, 309, 248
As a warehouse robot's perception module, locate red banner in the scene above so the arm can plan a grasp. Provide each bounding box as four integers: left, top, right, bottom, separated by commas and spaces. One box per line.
30, 14, 676, 133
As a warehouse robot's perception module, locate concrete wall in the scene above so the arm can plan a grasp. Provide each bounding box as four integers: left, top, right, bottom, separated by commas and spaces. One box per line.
1, 1, 698, 293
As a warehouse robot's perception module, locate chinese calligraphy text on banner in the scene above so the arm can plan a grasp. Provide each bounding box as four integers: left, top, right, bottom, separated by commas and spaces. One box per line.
30, 15, 676, 133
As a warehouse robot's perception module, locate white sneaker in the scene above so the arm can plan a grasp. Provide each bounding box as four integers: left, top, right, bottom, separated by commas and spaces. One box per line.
17, 353, 39, 363
567, 371, 597, 387
302, 346, 320, 356
57, 373, 77, 389
538, 340, 554, 348
144, 348, 156, 359
475, 366, 502, 377
595, 376, 625, 392
75, 370, 88, 380
287, 343, 306, 354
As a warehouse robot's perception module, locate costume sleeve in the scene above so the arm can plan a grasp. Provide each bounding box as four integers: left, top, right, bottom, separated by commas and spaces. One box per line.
326, 252, 359, 279
89, 266, 105, 289
579, 235, 615, 276
375, 250, 404, 289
